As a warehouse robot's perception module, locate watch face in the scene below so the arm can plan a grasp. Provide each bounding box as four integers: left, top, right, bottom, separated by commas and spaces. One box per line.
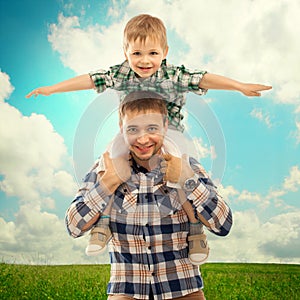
185, 178, 197, 191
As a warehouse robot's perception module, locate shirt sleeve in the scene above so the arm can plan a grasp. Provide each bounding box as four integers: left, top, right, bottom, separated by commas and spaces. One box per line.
175, 65, 208, 96
89, 69, 113, 94
65, 157, 111, 238
186, 157, 233, 236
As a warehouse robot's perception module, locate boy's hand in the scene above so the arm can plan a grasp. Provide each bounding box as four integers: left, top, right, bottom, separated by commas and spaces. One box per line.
239, 83, 272, 97
100, 152, 131, 194
26, 87, 53, 98
161, 154, 194, 188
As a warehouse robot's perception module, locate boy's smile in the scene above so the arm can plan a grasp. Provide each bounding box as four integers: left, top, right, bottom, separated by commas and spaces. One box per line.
124, 37, 168, 78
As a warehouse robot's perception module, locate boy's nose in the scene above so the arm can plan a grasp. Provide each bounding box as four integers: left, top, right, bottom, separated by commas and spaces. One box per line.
140, 55, 149, 64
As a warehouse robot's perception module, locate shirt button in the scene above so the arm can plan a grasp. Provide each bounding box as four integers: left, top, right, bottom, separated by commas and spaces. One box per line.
152, 272, 155, 276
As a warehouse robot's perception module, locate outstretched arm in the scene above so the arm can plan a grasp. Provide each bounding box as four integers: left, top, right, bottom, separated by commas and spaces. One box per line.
199, 73, 272, 97
26, 74, 95, 98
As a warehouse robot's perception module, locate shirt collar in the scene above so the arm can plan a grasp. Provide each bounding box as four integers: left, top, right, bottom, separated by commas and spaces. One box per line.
130, 155, 164, 185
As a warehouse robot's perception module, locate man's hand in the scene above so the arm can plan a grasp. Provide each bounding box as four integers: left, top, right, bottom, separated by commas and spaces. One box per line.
161, 154, 194, 188
100, 152, 131, 194
238, 83, 272, 97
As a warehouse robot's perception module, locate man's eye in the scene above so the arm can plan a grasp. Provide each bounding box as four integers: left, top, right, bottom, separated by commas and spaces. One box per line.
148, 127, 159, 133
127, 128, 138, 134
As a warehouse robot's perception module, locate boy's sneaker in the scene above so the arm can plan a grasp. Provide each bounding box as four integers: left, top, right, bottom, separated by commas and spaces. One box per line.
85, 225, 112, 256
188, 232, 210, 265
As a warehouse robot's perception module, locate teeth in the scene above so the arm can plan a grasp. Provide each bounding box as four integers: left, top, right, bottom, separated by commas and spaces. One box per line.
137, 145, 152, 150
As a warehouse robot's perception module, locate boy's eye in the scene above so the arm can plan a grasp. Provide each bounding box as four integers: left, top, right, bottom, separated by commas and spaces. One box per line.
132, 52, 141, 56
150, 51, 159, 55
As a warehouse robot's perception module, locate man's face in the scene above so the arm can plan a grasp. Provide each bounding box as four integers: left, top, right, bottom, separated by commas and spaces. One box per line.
121, 109, 167, 168
124, 37, 168, 78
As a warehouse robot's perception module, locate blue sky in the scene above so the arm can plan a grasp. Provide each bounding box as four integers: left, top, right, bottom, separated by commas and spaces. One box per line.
0, 0, 299, 264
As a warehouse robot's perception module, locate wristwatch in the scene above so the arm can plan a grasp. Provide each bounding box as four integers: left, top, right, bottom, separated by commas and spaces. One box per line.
183, 175, 198, 191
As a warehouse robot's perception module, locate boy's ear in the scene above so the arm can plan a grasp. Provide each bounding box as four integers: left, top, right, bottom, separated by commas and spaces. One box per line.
124, 48, 128, 60
163, 46, 169, 59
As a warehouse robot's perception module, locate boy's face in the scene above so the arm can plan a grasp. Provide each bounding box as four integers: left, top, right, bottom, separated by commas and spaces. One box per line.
124, 37, 168, 78
120, 109, 168, 169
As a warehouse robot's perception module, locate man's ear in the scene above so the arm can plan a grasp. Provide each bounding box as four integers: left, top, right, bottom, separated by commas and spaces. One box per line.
163, 117, 168, 132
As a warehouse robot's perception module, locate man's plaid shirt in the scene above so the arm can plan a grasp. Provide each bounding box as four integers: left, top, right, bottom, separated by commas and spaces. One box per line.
66, 156, 232, 299
89, 60, 207, 132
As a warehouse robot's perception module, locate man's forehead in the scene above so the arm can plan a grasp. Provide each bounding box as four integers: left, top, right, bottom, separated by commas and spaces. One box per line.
123, 110, 164, 125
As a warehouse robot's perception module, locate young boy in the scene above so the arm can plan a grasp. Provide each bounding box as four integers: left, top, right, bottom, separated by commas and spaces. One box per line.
26, 14, 271, 265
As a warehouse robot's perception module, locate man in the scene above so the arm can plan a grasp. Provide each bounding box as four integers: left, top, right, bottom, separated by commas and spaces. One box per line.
66, 91, 232, 300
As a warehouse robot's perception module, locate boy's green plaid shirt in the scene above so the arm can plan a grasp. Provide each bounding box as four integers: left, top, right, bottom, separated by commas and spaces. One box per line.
90, 59, 207, 132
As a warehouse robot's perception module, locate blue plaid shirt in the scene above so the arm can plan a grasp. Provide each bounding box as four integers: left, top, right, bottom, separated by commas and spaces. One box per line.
66, 156, 232, 299
89, 60, 207, 132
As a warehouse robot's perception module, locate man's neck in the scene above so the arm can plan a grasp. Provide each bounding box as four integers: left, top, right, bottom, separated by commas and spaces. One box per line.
130, 153, 162, 172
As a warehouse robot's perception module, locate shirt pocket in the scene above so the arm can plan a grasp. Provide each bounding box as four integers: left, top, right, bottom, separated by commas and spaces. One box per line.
154, 186, 182, 217
113, 184, 138, 214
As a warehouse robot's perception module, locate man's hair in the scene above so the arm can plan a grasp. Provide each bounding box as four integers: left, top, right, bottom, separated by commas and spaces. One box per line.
119, 91, 168, 122
123, 14, 168, 51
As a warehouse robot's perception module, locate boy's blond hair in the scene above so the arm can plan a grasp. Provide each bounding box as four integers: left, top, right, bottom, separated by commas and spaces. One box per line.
123, 14, 168, 51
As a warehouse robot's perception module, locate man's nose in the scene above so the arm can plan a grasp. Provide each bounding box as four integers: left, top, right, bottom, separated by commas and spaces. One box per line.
136, 133, 150, 144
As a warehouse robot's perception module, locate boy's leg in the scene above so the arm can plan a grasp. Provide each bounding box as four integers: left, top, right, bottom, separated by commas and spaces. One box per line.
85, 197, 113, 256
179, 190, 210, 265
86, 132, 127, 256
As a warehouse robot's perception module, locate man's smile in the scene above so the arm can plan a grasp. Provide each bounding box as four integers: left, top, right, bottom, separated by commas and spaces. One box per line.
133, 144, 154, 154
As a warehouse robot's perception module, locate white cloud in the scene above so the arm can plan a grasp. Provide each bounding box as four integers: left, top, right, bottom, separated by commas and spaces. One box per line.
107, 0, 127, 18
0, 103, 76, 202
0, 72, 77, 203
0, 71, 14, 101
220, 164, 300, 210
155, 0, 300, 105
0, 71, 82, 264
208, 210, 300, 263
0, 206, 106, 265
283, 166, 300, 192
218, 185, 239, 204
250, 108, 273, 128
260, 212, 300, 259
238, 190, 261, 203
48, 13, 125, 73
193, 137, 211, 160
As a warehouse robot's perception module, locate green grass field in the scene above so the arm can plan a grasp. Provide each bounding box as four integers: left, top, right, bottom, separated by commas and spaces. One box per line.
0, 263, 299, 299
